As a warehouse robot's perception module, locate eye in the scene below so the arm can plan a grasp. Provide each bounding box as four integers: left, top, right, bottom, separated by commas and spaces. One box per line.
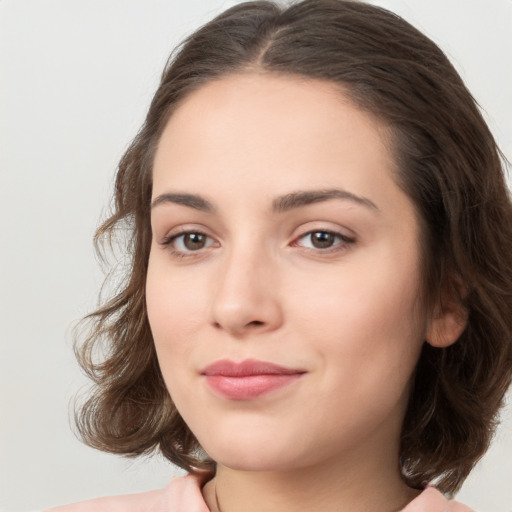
294, 230, 354, 251
162, 230, 217, 255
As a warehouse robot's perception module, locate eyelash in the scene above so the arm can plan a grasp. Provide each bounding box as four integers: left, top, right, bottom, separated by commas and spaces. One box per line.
160, 228, 355, 259
160, 229, 214, 259
292, 230, 355, 253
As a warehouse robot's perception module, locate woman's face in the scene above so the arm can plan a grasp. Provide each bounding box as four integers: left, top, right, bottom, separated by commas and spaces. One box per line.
147, 73, 427, 472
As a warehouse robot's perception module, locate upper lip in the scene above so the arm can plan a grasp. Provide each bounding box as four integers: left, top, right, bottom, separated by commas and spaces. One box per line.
201, 359, 306, 377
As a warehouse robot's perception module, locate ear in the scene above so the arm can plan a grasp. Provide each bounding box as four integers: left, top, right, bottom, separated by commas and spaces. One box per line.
426, 284, 468, 348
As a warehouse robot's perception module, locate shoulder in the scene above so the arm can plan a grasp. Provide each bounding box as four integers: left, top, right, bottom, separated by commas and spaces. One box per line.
43, 488, 162, 512
403, 486, 474, 512
43, 473, 212, 512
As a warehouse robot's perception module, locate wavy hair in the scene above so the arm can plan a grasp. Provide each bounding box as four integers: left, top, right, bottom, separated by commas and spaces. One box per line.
74, 0, 512, 494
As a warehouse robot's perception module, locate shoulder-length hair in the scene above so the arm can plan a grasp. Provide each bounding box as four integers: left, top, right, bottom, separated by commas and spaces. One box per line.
74, 0, 512, 494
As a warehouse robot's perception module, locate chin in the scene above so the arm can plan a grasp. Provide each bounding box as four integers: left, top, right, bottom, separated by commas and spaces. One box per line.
201, 434, 303, 473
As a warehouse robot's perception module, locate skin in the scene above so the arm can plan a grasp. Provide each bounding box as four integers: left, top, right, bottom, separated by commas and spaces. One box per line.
146, 73, 464, 512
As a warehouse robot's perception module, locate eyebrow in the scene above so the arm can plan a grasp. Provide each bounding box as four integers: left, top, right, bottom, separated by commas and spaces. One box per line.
151, 192, 216, 212
272, 189, 379, 213
151, 188, 379, 214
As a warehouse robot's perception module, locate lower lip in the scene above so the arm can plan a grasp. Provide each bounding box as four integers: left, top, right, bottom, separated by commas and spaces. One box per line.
204, 374, 303, 400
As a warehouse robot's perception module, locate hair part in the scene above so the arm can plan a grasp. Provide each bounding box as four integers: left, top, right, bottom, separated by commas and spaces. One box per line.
74, 0, 512, 494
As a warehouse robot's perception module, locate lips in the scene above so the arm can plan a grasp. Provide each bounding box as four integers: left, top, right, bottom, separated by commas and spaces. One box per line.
201, 359, 306, 400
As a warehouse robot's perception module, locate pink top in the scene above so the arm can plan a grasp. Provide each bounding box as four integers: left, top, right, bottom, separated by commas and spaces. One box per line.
45, 473, 474, 512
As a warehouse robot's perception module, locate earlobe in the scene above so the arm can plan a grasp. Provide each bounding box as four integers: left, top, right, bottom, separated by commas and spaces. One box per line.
425, 301, 468, 348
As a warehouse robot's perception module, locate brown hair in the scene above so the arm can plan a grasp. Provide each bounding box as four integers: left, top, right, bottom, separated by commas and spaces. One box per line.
74, 0, 512, 494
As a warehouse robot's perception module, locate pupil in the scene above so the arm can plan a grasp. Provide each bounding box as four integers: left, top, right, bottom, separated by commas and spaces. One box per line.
312, 232, 334, 249
184, 233, 205, 250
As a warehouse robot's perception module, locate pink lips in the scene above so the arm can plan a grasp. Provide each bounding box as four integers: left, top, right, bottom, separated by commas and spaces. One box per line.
201, 359, 305, 400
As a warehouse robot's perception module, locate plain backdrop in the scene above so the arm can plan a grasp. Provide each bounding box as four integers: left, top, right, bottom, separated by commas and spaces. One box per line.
1, 1, 511, 511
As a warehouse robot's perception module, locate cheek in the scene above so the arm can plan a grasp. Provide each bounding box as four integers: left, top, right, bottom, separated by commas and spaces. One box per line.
287, 244, 425, 385
292, 248, 422, 336
284, 260, 424, 446
145, 253, 206, 374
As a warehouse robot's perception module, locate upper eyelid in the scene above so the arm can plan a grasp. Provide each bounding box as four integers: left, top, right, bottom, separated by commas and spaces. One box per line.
160, 224, 213, 240
160, 225, 351, 239
293, 224, 355, 241
160, 227, 354, 251
296, 227, 351, 237
292, 229, 355, 247
162, 230, 213, 246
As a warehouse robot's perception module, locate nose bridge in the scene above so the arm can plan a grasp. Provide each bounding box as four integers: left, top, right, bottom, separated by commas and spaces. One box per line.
209, 232, 282, 335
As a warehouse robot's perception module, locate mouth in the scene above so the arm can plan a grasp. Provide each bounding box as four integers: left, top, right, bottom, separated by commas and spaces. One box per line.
200, 359, 306, 400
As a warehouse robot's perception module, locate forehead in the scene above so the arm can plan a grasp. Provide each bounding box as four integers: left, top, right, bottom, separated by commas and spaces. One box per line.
151, 73, 409, 221
155, 73, 391, 166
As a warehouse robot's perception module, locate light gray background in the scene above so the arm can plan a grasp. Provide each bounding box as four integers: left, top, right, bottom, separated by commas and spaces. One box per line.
1, 1, 511, 511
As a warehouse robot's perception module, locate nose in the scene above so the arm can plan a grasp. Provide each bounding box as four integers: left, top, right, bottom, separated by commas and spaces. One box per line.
209, 243, 283, 338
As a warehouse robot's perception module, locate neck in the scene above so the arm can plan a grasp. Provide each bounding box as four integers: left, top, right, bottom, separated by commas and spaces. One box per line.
202, 436, 420, 512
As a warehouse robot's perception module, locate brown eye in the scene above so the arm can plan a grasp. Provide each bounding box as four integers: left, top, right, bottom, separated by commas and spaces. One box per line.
166, 231, 216, 254
310, 231, 336, 249
183, 233, 207, 250
295, 230, 354, 252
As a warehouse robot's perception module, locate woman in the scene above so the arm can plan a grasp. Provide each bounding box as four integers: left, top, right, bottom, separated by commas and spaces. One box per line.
47, 1, 512, 510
